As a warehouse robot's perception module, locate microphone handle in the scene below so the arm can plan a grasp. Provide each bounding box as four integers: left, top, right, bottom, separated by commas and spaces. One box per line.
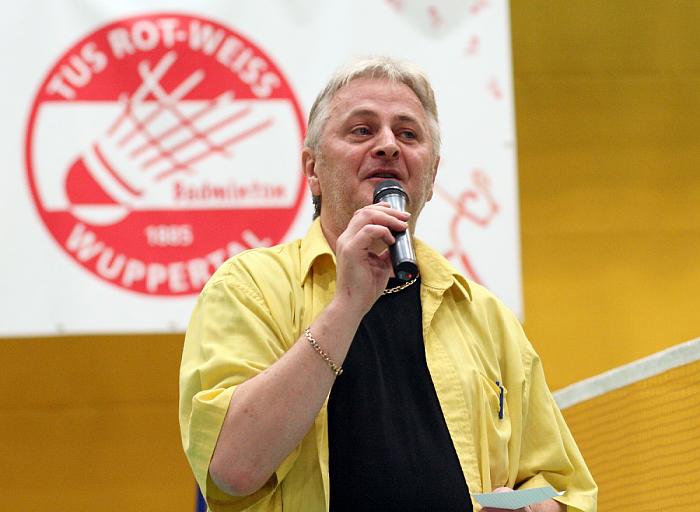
383, 193, 418, 281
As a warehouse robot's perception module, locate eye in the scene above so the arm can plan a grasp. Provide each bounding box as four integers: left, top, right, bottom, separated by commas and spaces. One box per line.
351, 126, 371, 136
399, 129, 417, 140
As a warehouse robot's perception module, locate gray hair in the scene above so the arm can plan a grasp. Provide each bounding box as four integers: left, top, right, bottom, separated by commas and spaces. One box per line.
305, 56, 441, 156
305, 56, 441, 219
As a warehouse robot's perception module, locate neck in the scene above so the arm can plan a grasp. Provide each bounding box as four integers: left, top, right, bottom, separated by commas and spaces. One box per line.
319, 217, 341, 254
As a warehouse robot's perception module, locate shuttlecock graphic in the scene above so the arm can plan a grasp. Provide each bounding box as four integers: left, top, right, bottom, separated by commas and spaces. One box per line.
64, 51, 273, 225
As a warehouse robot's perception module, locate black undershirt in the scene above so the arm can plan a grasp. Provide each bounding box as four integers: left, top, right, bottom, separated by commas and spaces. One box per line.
328, 278, 471, 511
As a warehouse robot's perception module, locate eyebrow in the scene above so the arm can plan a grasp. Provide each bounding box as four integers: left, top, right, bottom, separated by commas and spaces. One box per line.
343, 108, 423, 126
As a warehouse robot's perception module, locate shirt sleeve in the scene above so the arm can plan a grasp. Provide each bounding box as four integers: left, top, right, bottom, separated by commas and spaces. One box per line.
514, 340, 598, 512
179, 259, 301, 511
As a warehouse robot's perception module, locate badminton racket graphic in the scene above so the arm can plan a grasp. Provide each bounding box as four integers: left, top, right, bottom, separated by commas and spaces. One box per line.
64, 51, 273, 225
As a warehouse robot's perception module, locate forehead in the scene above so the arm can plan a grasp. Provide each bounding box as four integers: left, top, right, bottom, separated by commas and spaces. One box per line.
327, 77, 427, 123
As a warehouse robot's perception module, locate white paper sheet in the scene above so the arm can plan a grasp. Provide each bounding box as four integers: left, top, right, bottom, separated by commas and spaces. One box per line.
473, 487, 563, 510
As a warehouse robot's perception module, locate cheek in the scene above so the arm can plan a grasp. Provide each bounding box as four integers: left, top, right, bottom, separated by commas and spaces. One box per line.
317, 168, 348, 203
410, 160, 437, 206
411, 154, 435, 183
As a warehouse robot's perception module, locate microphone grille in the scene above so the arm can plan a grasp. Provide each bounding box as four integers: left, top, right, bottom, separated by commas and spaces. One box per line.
373, 179, 406, 203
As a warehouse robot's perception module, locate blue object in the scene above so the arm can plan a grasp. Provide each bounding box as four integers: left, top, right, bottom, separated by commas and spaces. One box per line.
496, 381, 505, 419
196, 484, 206, 512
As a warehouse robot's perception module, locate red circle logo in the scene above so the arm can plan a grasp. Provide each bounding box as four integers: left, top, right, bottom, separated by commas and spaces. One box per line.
25, 13, 306, 296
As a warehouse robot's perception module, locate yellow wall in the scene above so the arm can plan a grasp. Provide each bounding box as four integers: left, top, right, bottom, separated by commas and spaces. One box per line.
511, 0, 700, 387
2, 2, 699, 510
0, 335, 193, 510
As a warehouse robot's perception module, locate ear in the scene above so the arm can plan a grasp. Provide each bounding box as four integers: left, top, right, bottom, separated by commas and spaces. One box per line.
302, 147, 321, 196
426, 155, 440, 201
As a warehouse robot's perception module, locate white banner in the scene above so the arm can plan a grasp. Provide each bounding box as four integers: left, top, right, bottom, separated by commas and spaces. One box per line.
1, 0, 521, 336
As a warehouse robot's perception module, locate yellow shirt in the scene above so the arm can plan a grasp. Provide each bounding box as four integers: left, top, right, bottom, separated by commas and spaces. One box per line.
179, 219, 597, 512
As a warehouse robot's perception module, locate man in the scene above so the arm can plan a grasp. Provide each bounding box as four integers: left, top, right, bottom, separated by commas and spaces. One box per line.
180, 57, 597, 511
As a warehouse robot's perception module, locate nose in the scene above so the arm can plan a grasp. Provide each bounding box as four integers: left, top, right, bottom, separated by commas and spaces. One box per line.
372, 128, 400, 160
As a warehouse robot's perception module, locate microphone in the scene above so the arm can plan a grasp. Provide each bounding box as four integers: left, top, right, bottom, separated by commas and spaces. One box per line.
373, 180, 419, 281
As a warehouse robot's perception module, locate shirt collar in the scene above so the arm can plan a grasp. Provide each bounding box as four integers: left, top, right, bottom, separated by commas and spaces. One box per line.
300, 218, 336, 285
299, 218, 472, 302
414, 238, 473, 302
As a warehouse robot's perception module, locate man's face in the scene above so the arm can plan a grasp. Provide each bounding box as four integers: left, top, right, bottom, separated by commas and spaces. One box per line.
303, 77, 439, 243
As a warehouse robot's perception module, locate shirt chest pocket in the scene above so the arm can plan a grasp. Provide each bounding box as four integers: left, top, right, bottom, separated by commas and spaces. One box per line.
475, 372, 512, 488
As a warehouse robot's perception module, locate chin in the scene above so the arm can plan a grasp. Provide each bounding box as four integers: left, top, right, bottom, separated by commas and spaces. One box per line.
356, 188, 376, 208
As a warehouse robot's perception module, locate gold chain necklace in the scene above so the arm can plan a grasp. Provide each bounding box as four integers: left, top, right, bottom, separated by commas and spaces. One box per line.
382, 276, 419, 295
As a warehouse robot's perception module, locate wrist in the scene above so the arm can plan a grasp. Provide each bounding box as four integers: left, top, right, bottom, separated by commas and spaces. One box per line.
328, 284, 377, 321
325, 294, 368, 329
301, 299, 363, 378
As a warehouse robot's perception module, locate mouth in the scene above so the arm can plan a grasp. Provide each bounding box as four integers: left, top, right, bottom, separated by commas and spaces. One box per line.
364, 169, 403, 181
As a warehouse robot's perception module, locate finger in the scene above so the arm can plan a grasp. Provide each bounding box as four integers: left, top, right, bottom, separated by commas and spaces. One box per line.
366, 246, 393, 269
346, 207, 409, 237
336, 225, 394, 266
353, 224, 395, 251
369, 202, 412, 220
367, 236, 390, 257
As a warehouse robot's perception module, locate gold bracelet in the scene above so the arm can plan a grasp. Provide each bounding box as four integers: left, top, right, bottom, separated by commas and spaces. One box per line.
304, 327, 343, 376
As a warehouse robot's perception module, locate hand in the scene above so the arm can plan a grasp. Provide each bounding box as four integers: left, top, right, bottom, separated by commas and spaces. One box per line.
332, 202, 410, 316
